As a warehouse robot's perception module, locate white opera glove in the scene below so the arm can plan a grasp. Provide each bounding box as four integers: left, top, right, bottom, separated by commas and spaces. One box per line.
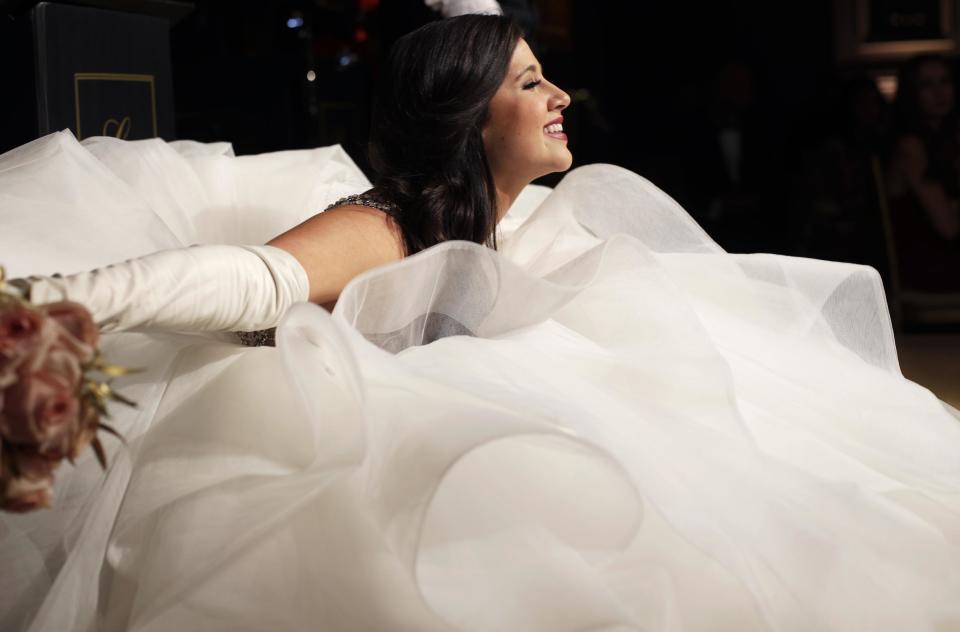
14, 245, 309, 334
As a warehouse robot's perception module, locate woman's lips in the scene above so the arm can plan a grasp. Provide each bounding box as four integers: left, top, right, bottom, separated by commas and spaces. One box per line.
544, 118, 567, 141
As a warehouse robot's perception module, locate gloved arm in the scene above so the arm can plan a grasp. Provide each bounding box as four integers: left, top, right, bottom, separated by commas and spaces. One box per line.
12, 245, 309, 334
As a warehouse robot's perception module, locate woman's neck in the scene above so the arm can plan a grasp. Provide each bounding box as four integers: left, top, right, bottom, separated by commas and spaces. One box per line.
494, 176, 528, 222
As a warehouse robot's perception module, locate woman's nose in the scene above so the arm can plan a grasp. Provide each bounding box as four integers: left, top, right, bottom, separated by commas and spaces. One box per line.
551, 85, 571, 111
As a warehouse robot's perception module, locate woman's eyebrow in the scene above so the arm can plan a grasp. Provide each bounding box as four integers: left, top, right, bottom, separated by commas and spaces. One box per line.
514, 64, 540, 80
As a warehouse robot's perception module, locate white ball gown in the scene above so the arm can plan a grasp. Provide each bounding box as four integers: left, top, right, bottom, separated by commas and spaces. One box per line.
1, 130, 959, 632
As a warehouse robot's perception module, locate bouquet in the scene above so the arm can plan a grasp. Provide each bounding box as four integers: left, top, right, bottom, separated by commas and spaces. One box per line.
0, 267, 134, 513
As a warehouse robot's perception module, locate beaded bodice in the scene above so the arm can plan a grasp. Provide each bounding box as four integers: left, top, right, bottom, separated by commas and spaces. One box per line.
323, 192, 399, 214
236, 328, 276, 347
236, 192, 398, 347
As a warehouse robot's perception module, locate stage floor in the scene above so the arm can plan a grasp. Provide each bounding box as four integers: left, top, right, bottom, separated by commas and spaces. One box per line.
897, 334, 960, 409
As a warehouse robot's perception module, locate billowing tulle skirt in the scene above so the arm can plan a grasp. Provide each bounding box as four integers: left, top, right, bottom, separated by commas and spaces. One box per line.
1, 131, 959, 631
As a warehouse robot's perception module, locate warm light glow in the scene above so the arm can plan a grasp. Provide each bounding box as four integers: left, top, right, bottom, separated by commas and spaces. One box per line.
876, 74, 898, 102
306, 70, 316, 82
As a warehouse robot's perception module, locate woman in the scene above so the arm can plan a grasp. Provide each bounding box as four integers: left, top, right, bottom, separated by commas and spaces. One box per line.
2, 15, 960, 632
887, 54, 960, 291
268, 15, 571, 313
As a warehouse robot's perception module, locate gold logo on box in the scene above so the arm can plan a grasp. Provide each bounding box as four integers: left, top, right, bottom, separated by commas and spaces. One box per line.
74, 73, 157, 140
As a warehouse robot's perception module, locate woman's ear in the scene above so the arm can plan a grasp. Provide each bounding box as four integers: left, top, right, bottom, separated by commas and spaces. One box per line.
480, 123, 495, 160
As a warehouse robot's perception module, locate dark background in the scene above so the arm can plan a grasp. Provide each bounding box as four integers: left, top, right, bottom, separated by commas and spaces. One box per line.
166, 0, 883, 259
169, 1, 836, 178
5, 0, 957, 298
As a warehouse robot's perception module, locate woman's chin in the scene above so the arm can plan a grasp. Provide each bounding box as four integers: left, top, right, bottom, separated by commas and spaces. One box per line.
554, 152, 574, 173
543, 151, 574, 175
521, 152, 574, 183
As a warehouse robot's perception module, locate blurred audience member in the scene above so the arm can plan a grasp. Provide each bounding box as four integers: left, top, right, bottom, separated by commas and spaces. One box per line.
886, 54, 960, 291
839, 77, 890, 154
795, 77, 890, 272
679, 60, 785, 253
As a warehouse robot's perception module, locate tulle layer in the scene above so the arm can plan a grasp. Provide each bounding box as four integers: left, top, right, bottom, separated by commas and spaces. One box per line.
1, 131, 959, 631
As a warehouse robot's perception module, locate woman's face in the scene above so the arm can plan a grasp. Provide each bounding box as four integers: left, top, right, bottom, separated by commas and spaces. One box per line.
483, 39, 572, 188
915, 60, 955, 120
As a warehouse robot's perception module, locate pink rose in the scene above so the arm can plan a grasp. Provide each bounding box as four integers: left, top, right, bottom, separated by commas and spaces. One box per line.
0, 443, 56, 512
0, 369, 80, 456
0, 305, 49, 387
2, 443, 58, 479
0, 363, 14, 391
42, 301, 98, 363
42, 301, 98, 346
0, 474, 53, 513
0, 308, 88, 457
40, 346, 83, 387
15, 450, 58, 481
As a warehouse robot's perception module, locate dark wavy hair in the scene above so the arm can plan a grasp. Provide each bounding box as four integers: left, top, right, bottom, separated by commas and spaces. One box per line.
893, 54, 960, 197
368, 15, 523, 256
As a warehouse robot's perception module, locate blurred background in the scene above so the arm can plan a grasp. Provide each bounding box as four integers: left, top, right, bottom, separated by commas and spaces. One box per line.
2, 0, 959, 400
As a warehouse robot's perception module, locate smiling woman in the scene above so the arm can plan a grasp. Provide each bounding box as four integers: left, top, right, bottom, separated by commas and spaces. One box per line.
269, 15, 573, 307
356, 15, 530, 256
483, 38, 572, 216
269, 16, 562, 308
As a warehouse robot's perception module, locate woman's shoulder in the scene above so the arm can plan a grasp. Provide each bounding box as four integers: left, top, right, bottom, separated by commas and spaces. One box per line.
323, 197, 406, 253
267, 199, 405, 305
284, 202, 405, 262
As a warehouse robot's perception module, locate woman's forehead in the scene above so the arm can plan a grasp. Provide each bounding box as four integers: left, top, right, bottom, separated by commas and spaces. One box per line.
509, 39, 540, 76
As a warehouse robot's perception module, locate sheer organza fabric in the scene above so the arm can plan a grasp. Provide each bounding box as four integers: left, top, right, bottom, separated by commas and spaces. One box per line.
1, 131, 959, 631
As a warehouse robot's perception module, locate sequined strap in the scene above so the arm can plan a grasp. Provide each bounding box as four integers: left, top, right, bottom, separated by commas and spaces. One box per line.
236, 327, 276, 347
324, 193, 398, 214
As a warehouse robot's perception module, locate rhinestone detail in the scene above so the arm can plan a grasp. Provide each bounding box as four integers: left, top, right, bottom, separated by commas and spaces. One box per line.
236, 327, 276, 347
324, 193, 398, 214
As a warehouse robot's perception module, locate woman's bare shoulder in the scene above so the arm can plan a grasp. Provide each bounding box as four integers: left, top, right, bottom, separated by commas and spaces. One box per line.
267, 204, 405, 305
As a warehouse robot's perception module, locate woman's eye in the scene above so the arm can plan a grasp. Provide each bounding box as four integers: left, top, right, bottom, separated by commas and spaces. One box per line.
523, 79, 542, 90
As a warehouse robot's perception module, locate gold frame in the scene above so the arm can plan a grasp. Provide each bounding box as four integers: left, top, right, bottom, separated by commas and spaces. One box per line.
836, 0, 959, 62
73, 72, 157, 140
